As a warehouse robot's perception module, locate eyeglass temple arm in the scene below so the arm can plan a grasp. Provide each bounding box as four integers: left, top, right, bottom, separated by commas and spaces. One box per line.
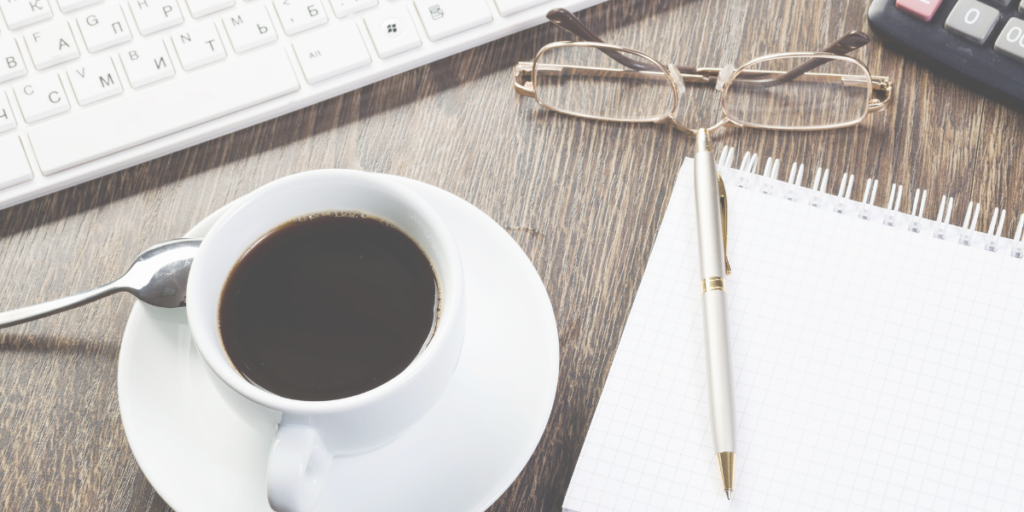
546, 8, 662, 72
546, 7, 872, 84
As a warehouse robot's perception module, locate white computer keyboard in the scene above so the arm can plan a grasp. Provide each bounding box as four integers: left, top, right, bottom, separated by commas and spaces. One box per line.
0, 0, 606, 209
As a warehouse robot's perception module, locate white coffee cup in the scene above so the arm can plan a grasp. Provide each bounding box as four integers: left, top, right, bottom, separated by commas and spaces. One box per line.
186, 170, 466, 512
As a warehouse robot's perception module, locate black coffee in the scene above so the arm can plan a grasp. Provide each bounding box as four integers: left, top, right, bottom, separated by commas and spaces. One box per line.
218, 214, 439, 401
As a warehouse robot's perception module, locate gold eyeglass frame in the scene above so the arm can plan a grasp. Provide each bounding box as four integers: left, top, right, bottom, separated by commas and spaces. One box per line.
513, 41, 895, 136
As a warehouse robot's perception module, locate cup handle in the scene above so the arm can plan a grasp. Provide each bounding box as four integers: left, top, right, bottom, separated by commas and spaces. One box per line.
267, 424, 332, 512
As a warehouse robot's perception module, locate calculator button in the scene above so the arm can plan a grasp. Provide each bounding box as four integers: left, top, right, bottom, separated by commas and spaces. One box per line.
895, 0, 943, 21
0, 135, 33, 190
292, 20, 370, 83
994, 17, 1024, 64
363, 4, 421, 58
944, 0, 1000, 44
413, 0, 491, 41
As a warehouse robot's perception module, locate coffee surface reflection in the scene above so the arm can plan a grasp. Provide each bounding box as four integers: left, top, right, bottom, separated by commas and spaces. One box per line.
219, 214, 439, 401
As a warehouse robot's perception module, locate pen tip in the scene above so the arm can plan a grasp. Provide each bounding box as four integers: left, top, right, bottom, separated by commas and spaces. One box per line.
725, 489, 732, 500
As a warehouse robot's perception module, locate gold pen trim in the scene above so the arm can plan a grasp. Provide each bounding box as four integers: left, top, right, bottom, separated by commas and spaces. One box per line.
701, 277, 726, 293
717, 451, 735, 494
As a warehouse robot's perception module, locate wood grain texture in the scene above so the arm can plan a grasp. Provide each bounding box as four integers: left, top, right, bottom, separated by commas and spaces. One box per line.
2, 0, 1023, 510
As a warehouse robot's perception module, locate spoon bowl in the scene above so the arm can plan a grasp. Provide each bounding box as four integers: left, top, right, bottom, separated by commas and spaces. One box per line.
0, 238, 203, 328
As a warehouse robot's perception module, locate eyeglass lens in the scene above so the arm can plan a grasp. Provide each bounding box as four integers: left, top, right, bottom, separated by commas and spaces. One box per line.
533, 45, 675, 121
723, 56, 873, 129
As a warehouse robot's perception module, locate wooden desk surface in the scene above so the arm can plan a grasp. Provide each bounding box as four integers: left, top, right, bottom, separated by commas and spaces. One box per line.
3, 0, 1023, 510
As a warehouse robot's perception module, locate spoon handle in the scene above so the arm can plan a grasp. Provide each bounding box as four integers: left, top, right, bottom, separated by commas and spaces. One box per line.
0, 281, 123, 328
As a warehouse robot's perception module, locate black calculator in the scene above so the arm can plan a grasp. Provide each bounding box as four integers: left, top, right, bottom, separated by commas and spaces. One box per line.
868, 0, 1024, 109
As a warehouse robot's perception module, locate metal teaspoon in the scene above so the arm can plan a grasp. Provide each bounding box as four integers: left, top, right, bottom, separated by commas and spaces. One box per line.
0, 238, 202, 328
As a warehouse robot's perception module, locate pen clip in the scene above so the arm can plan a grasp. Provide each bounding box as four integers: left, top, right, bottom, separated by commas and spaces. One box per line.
717, 172, 732, 275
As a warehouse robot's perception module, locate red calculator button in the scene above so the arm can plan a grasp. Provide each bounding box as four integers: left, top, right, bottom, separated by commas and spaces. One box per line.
895, 0, 944, 21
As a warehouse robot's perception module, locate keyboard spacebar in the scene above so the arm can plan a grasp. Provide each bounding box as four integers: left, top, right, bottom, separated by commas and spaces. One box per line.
30, 48, 300, 175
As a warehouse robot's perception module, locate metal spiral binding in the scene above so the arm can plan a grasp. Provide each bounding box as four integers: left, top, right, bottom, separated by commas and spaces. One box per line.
714, 146, 1024, 259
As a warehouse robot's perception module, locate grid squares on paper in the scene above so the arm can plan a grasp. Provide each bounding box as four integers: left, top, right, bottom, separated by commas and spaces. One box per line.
562, 159, 1024, 512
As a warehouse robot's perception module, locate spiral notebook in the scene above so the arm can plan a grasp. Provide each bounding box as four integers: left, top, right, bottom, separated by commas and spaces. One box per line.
562, 151, 1024, 512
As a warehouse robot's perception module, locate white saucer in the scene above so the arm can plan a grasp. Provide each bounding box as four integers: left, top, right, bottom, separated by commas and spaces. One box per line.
118, 175, 560, 512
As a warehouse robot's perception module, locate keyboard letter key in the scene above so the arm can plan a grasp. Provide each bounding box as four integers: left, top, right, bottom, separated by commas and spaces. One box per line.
0, 91, 17, 132
120, 39, 174, 87
55, 0, 101, 13
0, 135, 33, 190
67, 56, 124, 105
1, 0, 54, 29
364, 4, 421, 58
28, 47, 300, 175
273, 0, 328, 36
223, 4, 278, 53
129, 0, 185, 35
172, 21, 227, 70
329, 0, 375, 18
293, 21, 369, 83
78, 5, 134, 52
413, 0, 492, 42
0, 38, 28, 84
14, 72, 70, 122
491, 0, 545, 17
25, 21, 80, 69
184, 0, 233, 18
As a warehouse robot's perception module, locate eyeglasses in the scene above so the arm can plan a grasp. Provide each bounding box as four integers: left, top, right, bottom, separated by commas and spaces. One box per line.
513, 9, 894, 136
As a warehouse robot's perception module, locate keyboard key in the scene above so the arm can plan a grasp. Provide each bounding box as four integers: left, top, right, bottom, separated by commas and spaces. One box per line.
895, 0, 943, 21
293, 20, 369, 83
56, 0, 101, 13
491, 0, 545, 17
171, 21, 226, 70
995, 17, 1024, 63
14, 72, 70, 122
120, 39, 174, 87
28, 47, 300, 174
364, 4, 420, 58
329, 0, 375, 18
24, 22, 80, 69
0, 0, 53, 29
184, 0, 233, 18
273, 0, 328, 35
67, 56, 123, 105
129, 0, 184, 35
0, 135, 33, 190
223, 4, 277, 52
945, 0, 999, 44
0, 91, 16, 132
413, 0, 491, 42
0, 38, 28, 84
78, 5, 134, 52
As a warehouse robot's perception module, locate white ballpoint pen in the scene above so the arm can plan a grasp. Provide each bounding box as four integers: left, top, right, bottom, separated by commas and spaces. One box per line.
693, 128, 737, 500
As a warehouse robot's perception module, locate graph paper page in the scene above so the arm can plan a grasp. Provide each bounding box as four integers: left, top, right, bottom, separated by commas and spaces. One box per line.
562, 159, 1024, 512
